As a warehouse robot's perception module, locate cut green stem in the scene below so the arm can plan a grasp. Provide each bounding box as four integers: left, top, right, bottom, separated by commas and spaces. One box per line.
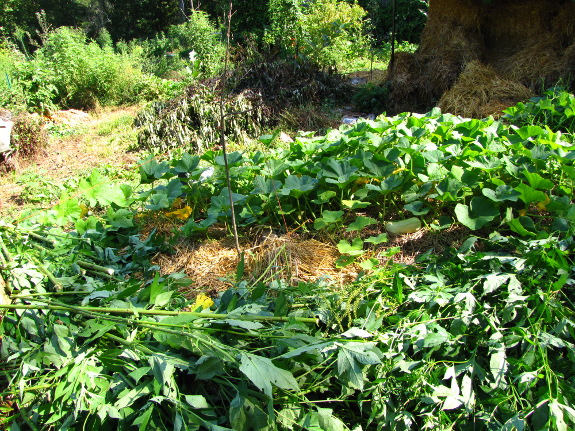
0, 303, 318, 324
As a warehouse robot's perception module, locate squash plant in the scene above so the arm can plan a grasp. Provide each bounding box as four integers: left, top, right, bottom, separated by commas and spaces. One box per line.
137, 107, 575, 246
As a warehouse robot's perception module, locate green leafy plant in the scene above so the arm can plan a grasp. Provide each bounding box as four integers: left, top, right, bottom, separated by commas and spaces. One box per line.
3, 91, 575, 431
503, 87, 575, 136
266, 0, 370, 69
142, 11, 225, 79
135, 102, 575, 240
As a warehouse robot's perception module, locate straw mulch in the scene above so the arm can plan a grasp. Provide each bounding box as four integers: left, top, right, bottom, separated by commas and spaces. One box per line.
386, 224, 473, 266
438, 61, 534, 118
153, 234, 359, 296
154, 237, 244, 295
151, 222, 478, 297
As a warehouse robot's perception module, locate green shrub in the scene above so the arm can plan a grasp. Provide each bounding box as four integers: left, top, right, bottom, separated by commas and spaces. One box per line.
8, 26, 169, 112
167, 12, 225, 76
352, 82, 390, 113
266, 0, 369, 69
300, 0, 369, 67
0, 44, 27, 111
37, 27, 148, 108
142, 11, 225, 79
266, 0, 305, 51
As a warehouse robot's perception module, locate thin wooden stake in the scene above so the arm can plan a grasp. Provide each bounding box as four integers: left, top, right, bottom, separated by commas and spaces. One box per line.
219, 0, 241, 256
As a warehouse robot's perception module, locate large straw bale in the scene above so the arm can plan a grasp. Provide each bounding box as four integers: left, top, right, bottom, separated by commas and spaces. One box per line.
419, 20, 483, 59
553, 2, 575, 47
495, 40, 565, 89
425, 0, 481, 30
565, 42, 575, 77
416, 19, 484, 101
482, 0, 560, 51
388, 52, 421, 95
386, 0, 575, 116
438, 60, 534, 118
387, 52, 431, 113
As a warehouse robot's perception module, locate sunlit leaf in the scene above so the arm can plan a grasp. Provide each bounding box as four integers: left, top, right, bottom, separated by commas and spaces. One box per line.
455, 197, 499, 230
239, 353, 299, 398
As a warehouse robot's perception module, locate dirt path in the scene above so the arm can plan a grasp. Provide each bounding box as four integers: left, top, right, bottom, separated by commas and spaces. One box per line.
0, 106, 142, 219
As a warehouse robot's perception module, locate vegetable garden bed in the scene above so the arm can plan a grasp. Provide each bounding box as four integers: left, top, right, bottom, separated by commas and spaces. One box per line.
1, 90, 575, 430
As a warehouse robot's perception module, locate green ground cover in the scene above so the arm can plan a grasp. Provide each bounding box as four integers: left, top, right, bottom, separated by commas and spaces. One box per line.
1, 90, 575, 430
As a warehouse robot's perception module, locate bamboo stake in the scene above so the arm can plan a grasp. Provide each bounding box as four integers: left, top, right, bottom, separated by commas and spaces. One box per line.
30, 242, 119, 279
11, 291, 92, 299
0, 233, 13, 294
26, 231, 57, 246
103, 333, 156, 356
76, 260, 115, 275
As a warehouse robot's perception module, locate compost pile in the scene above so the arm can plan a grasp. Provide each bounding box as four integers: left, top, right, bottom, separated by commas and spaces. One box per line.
135, 59, 351, 153
388, 0, 575, 117
227, 59, 351, 116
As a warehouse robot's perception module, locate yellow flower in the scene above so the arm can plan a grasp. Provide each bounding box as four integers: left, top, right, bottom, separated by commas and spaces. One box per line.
79, 204, 89, 218
193, 294, 214, 310
536, 194, 551, 212
165, 206, 193, 221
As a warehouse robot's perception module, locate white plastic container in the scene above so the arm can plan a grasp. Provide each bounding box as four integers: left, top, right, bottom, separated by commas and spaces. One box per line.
0, 119, 13, 153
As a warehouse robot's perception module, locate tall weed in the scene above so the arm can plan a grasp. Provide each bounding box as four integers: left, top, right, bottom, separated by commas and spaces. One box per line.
141, 11, 225, 79
0, 44, 27, 111
6, 27, 170, 112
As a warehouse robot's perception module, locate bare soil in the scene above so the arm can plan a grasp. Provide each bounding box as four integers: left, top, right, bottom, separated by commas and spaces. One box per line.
0, 106, 141, 219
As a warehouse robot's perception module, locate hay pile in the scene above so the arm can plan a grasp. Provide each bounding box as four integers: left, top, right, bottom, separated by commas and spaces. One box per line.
438, 61, 534, 118
387, 0, 575, 118
153, 234, 359, 296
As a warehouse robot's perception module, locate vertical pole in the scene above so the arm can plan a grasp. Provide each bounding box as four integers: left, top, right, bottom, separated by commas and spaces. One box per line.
389, 0, 397, 76
219, 1, 241, 256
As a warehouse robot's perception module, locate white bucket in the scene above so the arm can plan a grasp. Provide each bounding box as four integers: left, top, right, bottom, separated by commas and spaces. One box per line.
0, 119, 13, 153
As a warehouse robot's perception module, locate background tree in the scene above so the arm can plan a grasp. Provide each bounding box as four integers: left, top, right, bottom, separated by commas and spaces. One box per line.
357, 0, 428, 44
105, 0, 184, 41
199, 0, 270, 40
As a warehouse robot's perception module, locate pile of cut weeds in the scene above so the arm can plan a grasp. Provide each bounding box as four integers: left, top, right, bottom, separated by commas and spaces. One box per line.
134, 58, 352, 153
